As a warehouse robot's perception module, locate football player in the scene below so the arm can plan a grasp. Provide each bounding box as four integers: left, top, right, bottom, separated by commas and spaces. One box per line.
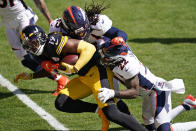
0, 0, 69, 95
97, 37, 196, 131
15, 25, 148, 131
48, 4, 135, 128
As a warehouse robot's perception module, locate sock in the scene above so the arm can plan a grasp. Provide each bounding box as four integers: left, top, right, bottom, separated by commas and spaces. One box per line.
168, 105, 186, 121
171, 121, 196, 131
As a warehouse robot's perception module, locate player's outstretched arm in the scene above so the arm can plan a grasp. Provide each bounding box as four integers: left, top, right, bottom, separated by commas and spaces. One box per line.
14, 69, 52, 83
33, 0, 53, 23
98, 75, 140, 103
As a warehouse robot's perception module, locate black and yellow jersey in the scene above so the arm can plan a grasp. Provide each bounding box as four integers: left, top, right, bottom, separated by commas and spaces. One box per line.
40, 32, 68, 63
40, 32, 101, 76
77, 50, 100, 76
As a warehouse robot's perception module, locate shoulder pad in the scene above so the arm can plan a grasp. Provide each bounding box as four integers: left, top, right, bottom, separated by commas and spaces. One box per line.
90, 14, 112, 36
49, 18, 62, 33
113, 55, 140, 80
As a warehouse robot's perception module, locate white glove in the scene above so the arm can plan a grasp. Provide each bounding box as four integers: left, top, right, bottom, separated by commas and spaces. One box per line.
98, 88, 115, 103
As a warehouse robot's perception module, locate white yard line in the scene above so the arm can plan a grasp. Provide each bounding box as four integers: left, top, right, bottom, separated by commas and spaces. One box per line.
0, 74, 68, 131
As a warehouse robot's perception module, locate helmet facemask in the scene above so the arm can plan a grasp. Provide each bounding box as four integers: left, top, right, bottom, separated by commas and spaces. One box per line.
22, 32, 46, 56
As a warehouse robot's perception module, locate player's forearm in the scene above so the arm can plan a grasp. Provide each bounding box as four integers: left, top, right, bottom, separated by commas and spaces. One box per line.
114, 75, 139, 99
33, 0, 53, 23
114, 88, 138, 99
32, 69, 51, 79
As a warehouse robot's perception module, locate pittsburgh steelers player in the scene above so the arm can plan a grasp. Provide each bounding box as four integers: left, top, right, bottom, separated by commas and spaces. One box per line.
15, 24, 148, 131
48, 4, 134, 129
97, 37, 196, 131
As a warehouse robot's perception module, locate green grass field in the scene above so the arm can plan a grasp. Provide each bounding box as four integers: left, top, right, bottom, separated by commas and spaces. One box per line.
0, 0, 196, 130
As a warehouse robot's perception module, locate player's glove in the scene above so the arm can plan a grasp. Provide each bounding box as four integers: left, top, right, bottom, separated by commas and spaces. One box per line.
14, 72, 33, 83
41, 60, 59, 76
58, 62, 78, 75
98, 88, 115, 103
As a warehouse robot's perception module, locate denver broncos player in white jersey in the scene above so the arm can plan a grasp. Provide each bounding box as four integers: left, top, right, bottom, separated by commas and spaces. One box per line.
97, 37, 196, 131
0, 0, 70, 96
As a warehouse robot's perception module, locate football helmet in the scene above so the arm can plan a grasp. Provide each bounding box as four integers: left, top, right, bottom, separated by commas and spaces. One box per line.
20, 25, 47, 56
99, 37, 128, 67
61, 6, 90, 40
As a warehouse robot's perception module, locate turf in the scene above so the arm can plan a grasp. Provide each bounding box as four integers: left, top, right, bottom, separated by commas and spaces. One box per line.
0, 0, 196, 130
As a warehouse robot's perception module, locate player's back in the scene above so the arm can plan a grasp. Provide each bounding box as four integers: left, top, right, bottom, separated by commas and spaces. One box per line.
0, 0, 27, 17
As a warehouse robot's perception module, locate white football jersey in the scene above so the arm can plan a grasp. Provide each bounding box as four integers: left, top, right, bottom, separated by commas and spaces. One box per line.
0, 0, 26, 17
49, 14, 112, 43
49, 18, 67, 34
112, 53, 141, 82
87, 14, 112, 43
112, 51, 161, 96
0, 0, 38, 61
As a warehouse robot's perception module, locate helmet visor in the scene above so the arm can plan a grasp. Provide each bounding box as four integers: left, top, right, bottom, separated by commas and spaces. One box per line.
22, 36, 39, 54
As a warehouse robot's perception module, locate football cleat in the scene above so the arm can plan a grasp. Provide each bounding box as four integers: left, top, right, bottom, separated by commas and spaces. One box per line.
53, 75, 70, 96
97, 108, 110, 131
183, 94, 196, 110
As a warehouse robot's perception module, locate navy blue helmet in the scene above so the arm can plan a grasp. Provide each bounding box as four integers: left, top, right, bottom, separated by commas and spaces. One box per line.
20, 25, 47, 56
99, 37, 128, 67
61, 6, 90, 39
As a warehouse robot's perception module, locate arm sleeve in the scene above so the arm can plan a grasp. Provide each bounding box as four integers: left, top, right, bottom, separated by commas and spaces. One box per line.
74, 40, 96, 71
104, 27, 128, 42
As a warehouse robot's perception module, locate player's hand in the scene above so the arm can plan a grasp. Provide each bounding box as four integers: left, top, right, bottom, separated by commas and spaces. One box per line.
98, 88, 115, 103
58, 62, 78, 75
14, 72, 33, 83
41, 60, 59, 74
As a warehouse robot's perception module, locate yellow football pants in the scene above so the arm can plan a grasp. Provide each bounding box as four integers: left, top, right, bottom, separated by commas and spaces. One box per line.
59, 65, 117, 109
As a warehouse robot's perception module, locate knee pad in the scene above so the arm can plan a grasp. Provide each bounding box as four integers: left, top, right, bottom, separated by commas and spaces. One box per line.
55, 94, 97, 113
117, 99, 131, 115
102, 104, 124, 122
157, 123, 171, 131
55, 94, 69, 112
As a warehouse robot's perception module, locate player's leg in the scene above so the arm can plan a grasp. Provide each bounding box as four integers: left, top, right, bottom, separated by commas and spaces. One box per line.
171, 121, 196, 131
55, 77, 109, 131
154, 91, 172, 131
55, 77, 97, 112
169, 94, 196, 131
141, 91, 156, 131
86, 66, 147, 131
113, 78, 131, 115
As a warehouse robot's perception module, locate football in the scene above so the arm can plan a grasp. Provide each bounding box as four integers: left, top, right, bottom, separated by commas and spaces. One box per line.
61, 54, 79, 65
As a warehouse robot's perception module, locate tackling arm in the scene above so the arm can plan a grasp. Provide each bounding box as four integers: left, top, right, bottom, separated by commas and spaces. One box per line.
98, 74, 140, 103
115, 75, 140, 99
14, 69, 52, 83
